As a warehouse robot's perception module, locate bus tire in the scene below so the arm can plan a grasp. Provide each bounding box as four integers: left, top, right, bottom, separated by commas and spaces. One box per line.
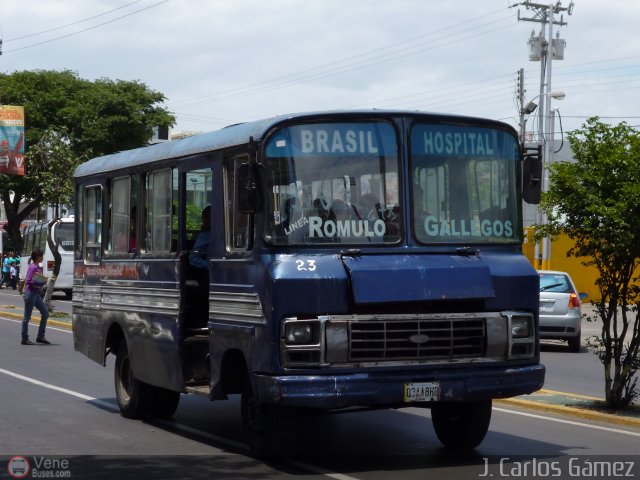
114, 340, 153, 419
431, 399, 492, 449
241, 378, 298, 455
148, 387, 180, 419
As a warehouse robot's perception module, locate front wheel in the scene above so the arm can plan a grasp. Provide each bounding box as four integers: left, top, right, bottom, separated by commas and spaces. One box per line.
114, 340, 153, 419
241, 378, 298, 455
431, 399, 492, 449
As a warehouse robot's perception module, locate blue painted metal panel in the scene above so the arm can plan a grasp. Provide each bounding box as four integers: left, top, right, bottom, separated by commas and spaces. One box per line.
341, 254, 495, 304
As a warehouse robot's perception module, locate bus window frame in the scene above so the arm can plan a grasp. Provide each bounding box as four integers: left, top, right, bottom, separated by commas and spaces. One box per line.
224, 154, 252, 255
83, 184, 104, 265
141, 167, 177, 257
108, 175, 132, 256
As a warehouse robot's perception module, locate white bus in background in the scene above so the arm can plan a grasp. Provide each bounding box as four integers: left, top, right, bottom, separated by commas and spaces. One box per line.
20, 217, 74, 299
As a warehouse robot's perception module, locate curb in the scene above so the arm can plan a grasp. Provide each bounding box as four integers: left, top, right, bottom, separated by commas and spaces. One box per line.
497, 390, 640, 428
1, 310, 72, 331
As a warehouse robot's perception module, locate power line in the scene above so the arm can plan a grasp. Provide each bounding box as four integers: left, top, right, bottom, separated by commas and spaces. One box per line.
4, 0, 147, 42
167, 9, 516, 108
2, 0, 170, 53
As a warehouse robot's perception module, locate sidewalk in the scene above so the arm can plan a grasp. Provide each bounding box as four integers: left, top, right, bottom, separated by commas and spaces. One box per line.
2, 305, 639, 428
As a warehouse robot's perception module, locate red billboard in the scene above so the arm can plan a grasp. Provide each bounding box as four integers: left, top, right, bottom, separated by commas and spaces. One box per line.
0, 106, 25, 176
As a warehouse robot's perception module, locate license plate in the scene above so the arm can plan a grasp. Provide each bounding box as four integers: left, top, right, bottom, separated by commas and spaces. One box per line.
404, 382, 440, 402
540, 300, 555, 312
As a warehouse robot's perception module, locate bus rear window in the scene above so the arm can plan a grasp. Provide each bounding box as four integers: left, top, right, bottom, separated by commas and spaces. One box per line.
264, 122, 401, 245
54, 223, 75, 252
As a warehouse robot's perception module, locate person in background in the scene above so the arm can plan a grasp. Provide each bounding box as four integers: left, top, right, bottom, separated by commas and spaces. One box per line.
189, 205, 211, 269
9, 261, 17, 289
21, 248, 50, 346
11, 251, 20, 286
0, 250, 14, 288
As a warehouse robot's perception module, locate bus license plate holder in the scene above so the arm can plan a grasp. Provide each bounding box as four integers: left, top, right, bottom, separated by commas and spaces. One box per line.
404, 382, 440, 402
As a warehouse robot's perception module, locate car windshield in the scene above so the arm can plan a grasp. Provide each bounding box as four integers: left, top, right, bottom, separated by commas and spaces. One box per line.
540, 274, 572, 293
264, 121, 401, 245
410, 123, 521, 244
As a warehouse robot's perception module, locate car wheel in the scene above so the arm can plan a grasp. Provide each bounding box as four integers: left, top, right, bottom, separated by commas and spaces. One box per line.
568, 331, 581, 352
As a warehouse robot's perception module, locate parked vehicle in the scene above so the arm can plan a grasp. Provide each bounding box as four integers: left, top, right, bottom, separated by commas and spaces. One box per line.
20, 218, 74, 299
539, 270, 585, 352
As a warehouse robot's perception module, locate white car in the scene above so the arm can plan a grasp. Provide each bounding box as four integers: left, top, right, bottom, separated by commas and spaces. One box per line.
538, 270, 585, 352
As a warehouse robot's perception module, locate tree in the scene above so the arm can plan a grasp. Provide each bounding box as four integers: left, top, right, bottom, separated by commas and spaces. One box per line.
537, 117, 640, 409
27, 127, 86, 307
0, 69, 175, 251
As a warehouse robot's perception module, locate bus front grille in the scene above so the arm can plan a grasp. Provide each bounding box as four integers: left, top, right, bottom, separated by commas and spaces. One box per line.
348, 318, 486, 361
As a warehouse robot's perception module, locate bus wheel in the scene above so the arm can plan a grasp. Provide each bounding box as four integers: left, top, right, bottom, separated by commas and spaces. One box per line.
431, 399, 492, 449
114, 340, 152, 419
148, 387, 180, 419
241, 378, 298, 455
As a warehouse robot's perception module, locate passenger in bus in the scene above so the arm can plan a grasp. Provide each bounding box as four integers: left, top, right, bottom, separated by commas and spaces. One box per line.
20, 248, 50, 346
360, 193, 382, 222
189, 205, 211, 269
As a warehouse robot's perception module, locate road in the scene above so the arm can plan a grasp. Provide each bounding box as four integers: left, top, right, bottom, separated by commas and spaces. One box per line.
1, 308, 639, 479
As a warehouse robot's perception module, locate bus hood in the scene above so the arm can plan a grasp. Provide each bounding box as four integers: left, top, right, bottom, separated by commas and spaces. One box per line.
340, 254, 494, 304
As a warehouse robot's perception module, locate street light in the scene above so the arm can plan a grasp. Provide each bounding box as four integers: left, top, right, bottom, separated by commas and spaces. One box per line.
521, 90, 566, 270
540, 91, 567, 270
520, 91, 565, 143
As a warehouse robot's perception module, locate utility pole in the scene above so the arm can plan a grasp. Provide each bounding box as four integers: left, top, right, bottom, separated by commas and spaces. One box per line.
513, 1, 573, 270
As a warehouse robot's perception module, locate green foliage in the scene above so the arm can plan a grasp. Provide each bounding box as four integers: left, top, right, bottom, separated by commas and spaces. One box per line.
0, 69, 175, 251
537, 117, 640, 408
27, 127, 85, 208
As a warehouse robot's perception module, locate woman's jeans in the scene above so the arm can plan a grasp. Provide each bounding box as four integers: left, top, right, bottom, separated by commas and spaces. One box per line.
22, 290, 49, 340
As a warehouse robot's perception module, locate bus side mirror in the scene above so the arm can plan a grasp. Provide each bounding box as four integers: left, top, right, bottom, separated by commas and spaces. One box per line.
522, 145, 542, 205
237, 163, 259, 213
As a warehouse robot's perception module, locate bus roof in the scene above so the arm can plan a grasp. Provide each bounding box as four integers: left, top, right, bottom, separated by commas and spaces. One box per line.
73, 110, 515, 179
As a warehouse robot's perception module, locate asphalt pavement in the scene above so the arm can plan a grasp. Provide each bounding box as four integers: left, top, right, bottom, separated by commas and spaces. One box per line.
1, 299, 639, 429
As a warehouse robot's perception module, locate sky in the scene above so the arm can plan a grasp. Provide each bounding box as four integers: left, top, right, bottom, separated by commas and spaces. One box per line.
1, 0, 639, 146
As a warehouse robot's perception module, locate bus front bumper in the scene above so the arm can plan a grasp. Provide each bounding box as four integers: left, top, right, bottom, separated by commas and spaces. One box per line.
253, 363, 545, 409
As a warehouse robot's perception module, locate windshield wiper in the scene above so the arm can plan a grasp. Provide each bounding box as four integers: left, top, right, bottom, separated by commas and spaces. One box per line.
540, 282, 563, 292
339, 249, 362, 259
455, 246, 479, 256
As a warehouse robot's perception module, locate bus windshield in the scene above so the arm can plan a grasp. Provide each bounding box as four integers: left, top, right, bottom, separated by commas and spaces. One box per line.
264, 121, 401, 245
410, 123, 521, 244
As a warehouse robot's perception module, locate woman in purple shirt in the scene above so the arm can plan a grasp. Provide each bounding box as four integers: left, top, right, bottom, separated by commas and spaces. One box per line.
21, 248, 50, 345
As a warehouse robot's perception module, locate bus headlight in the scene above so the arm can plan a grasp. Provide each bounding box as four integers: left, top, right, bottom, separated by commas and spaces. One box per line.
511, 316, 531, 338
285, 321, 318, 345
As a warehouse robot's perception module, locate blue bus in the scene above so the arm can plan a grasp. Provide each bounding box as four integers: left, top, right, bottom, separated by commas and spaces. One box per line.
72, 110, 544, 453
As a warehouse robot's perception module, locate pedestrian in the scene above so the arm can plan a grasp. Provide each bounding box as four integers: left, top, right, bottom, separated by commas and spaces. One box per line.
21, 248, 50, 346
12, 251, 21, 285
9, 261, 17, 289
0, 250, 12, 288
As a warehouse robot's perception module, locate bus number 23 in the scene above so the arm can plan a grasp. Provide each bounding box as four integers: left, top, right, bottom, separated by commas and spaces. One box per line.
296, 260, 317, 271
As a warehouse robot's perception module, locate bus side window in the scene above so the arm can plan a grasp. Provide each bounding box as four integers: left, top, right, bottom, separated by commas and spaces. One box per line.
225, 156, 251, 252
84, 186, 103, 263
110, 176, 136, 254
144, 169, 175, 253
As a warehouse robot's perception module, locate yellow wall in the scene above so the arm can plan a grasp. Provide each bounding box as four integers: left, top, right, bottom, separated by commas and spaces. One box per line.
523, 228, 600, 301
